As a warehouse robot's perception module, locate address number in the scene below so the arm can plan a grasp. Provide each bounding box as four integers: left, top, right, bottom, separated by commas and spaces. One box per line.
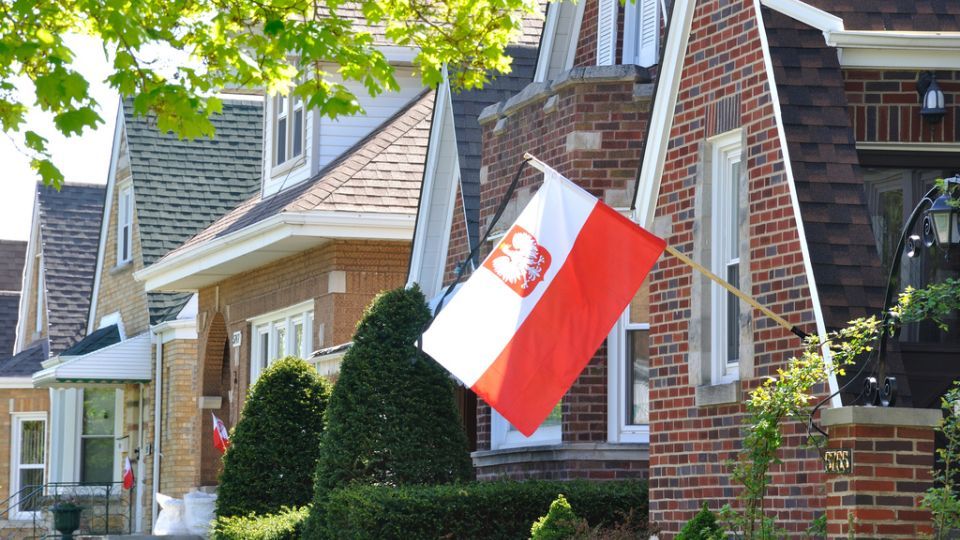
824, 449, 853, 474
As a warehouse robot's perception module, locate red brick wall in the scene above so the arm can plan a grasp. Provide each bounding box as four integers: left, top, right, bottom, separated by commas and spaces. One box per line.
648, 0, 824, 536
844, 70, 960, 144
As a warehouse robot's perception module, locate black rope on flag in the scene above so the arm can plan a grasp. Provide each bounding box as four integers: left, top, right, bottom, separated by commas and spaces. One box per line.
420, 157, 532, 344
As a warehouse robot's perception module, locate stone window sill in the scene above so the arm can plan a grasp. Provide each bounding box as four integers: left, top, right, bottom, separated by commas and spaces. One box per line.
695, 381, 741, 407
110, 260, 133, 275
471, 442, 648, 469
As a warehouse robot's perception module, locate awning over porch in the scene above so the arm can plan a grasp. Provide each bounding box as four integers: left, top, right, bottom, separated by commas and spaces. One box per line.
33, 331, 152, 388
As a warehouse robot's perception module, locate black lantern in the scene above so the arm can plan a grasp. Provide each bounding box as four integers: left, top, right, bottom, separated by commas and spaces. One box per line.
918, 71, 947, 123
925, 178, 960, 248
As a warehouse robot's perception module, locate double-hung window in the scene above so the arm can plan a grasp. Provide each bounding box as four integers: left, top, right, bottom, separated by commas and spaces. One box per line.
609, 280, 650, 443
11, 413, 45, 516
250, 302, 315, 383
273, 94, 305, 169
491, 402, 561, 449
80, 388, 118, 483
709, 131, 743, 384
117, 183, 133, 265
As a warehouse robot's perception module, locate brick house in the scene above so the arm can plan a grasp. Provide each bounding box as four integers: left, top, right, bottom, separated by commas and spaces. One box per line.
635, 0, 960, 537
410, 0, 663, 479
137, 61, 432, 496
30, 99, 263, 532
0, 184, 103, 532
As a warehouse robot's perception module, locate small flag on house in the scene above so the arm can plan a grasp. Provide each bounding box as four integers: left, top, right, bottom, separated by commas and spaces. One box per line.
421, 162, 665, 436
123, 457, 135, 490
212, 413, 230, 454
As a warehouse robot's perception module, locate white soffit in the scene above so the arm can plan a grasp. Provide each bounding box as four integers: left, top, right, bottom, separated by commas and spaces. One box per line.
32, 333, 152, 388
135, 211, 415, 292
761, 0, 960, 69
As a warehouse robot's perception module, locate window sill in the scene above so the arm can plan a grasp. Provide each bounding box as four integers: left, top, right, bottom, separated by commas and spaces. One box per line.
471, 442, 649, 469
269, 156, 307, 180
110, 260, 133, 275
695, 380, 741, 407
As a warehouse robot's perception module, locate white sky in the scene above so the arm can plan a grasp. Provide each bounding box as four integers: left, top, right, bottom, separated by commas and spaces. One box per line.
0, 35, 118, 241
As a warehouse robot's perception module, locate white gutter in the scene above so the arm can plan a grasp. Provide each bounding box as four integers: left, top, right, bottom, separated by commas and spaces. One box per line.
0, 377, 34, 389
136, 382, 145, 533
151, 332, 163, 532
135, 211, 415, 292
826, 30, 960, 49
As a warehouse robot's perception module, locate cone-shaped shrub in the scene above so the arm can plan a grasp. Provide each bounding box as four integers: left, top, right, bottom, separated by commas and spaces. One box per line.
215, 356, 331, 518
303, 285, 471, 536
677, 503, 723, 540
530, 494, 589, 540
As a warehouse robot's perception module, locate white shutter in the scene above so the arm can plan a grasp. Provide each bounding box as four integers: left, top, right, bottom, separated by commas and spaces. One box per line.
623, 0, 659, 67
596, 0, 618, 66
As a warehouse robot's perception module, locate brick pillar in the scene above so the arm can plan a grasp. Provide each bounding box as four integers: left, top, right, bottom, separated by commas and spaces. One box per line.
822, 406, 941, 539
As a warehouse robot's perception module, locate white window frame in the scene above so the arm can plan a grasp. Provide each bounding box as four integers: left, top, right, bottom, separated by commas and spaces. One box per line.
622, 0, 660, 67
709, 130, 743, 385
490, 407, 562, 450
249, 301, 316, 383
35, 254, 43, 334
270, 93, 306, 176
607, 313, 650, 443
116, 183, 134, 266
75, 388, 123, 485
9, 412, 47, 520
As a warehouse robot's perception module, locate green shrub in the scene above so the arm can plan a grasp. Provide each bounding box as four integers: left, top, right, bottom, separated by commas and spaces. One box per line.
213, 506, 309, 540
310, 479, 647, 539
531, 494, 588, 540
215, 357, 331, 517
677, 503, 723, 540
303, 286, 471, 535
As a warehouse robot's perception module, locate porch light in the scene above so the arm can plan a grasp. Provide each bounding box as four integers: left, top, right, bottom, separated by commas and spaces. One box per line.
918, 71, 946, 124
925, 176, 960, 248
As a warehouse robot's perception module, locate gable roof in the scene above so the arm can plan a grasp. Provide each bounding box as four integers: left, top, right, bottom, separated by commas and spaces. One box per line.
453, 45, 541, 251
161, 90, 434, 258
0, 240, 26, 357
761, 6, 887, 330
37, 183, 105, 356
799, 0, 960, 31
121, 99, 264, 323
0, 341, 47, 378
0, 292, 19, 357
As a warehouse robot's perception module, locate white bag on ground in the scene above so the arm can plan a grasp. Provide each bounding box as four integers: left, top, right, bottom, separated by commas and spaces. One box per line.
183, 490, 218, 537
153, 493, 189, 535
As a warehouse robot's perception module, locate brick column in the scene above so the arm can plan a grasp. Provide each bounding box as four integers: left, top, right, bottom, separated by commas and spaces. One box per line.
822, 406, 941, 539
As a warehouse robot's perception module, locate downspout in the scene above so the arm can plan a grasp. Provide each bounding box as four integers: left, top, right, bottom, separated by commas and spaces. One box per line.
136, 382, 145, 532
151, 332, 163, 531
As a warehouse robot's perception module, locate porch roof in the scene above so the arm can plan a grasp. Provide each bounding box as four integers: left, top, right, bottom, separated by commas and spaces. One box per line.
32, 332, 152, 388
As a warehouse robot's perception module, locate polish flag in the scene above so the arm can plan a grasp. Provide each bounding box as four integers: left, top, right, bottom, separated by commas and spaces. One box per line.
123, 457, 135, 490
212, 413, 230, 454
421, 164, 665, 436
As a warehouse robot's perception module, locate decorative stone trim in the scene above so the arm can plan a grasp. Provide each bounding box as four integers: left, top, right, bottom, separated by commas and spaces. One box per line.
472, 442, 648, 468
478, 64, 653, 125
821, 405, 941, 427
694, 381, 740, 407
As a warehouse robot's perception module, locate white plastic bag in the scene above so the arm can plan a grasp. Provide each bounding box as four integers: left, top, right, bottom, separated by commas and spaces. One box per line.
183, 490, 218, 537
153, 493, 189, 535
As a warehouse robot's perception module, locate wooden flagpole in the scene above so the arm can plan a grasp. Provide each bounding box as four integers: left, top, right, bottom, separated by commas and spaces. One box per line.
523, 153, 808, 340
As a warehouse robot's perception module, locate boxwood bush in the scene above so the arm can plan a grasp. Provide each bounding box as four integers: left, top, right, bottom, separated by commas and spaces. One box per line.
310, 480, 647, 539
213, 506, 308, 540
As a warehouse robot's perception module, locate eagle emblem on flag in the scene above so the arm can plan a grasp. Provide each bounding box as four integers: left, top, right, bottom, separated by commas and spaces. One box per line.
483, 225, 551, 297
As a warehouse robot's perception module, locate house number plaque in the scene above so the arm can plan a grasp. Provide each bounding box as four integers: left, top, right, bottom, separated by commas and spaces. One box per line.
823, 449, 853, 474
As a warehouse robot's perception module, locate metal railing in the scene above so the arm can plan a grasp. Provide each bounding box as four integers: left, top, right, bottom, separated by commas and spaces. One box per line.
0, 481, 133, 539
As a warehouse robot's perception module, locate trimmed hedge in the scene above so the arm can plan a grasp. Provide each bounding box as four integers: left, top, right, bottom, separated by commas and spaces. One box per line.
213, 507, 308, 540
310, 480, 648, 539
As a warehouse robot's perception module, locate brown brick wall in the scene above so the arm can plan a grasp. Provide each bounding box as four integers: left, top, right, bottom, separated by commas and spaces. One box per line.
0, 388, 49, 508
648, 0, 824, 536
844, 69, 960, 144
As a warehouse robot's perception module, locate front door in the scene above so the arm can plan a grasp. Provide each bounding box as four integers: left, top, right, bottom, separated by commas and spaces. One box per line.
10, 413, 46, 519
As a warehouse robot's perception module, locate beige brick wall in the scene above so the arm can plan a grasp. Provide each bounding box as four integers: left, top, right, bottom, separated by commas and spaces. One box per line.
21, 250, 44, 347
0, 388, 50, 508
93, 132, 150, 337
158, 338, 201, 498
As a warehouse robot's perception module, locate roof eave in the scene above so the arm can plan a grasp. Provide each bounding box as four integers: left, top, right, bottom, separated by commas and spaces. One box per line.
136, 211, 416, 292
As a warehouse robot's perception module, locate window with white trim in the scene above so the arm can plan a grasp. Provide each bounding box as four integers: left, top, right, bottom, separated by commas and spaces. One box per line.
80, 388, 118, 483
273, 93, 305, 170
622, 0, 659, 67
35, 254, 43, 334
11, 413, 45, 517
709, 131, 742, 384
250, 302, 315, 383
491, 402, 561, 450
117, 183, 133, 265
608, 280, 650, 443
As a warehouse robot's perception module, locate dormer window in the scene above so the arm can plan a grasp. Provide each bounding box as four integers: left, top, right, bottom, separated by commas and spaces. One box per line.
117, 183, 133, 265
274, 94, 305, 169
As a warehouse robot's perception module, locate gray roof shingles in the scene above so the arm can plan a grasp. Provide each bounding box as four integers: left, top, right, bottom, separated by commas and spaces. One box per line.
36, 183, 105, 356
0, 342, 48, 378
0, 240, 26, 357
123, 99, 264, 323
800, 0, 960, 31
0, 292, 20, 357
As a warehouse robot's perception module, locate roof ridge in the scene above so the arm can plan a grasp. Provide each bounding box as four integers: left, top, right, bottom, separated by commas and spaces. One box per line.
285, 88, 434, 211
36, 181, 106, 190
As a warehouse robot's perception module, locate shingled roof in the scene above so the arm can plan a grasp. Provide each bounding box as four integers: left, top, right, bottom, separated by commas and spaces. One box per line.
0, 342, 47, 378
0, 240, 26, 357
37, 183, 105, 356
452, 45, 541, 252
800, 0, 960, 31
123, 99, 263, 323
159, 90, 434, 259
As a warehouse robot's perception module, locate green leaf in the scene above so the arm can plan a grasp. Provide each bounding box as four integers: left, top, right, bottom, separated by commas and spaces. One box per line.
24, 130, 47, 152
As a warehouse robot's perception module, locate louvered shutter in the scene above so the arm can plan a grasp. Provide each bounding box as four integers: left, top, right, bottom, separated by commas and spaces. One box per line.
623, 0, 659, 67
596, 0, 618, 66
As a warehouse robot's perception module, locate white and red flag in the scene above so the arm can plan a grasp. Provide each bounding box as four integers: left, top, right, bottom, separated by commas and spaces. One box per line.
421, 164, 665, 436
122, 456, 135, 490
212, 413, 230, 454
